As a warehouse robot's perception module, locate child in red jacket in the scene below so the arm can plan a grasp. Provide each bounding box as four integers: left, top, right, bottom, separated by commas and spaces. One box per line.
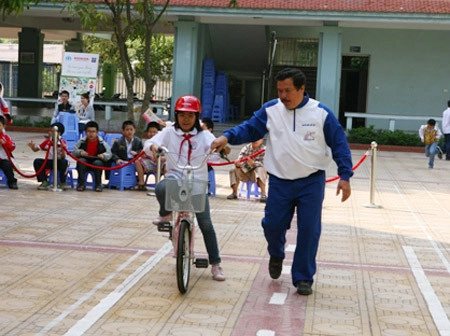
0, 83, 12, 126
27, 122, 69, 190
0, 115, 18, 189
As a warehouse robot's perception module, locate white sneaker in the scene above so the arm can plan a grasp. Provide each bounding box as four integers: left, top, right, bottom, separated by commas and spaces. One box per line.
211, 264, 225, 281
152, 213, 172, 225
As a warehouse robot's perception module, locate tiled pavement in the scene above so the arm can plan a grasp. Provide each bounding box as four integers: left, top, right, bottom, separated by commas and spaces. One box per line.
0, 131, 449, 336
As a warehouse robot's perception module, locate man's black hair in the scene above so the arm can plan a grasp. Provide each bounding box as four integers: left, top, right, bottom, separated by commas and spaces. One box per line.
275, 68, 306, 90
60, 90, 70, 96
0, 115, 5, 125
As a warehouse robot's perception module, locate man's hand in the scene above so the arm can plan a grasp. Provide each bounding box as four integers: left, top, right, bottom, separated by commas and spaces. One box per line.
211, 136, 229, 152
336, 180, 351, 202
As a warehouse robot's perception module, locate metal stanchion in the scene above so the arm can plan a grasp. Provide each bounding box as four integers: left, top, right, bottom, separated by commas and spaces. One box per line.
147, 150, 162, 197
51, 125, 62, 192
363, 141, 382, 208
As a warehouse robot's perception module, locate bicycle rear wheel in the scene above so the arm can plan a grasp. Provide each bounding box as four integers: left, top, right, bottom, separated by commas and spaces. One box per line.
176, 219, 191, 293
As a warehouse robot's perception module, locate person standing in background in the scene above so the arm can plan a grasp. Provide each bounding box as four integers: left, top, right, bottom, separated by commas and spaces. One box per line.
442, 100, 450, 160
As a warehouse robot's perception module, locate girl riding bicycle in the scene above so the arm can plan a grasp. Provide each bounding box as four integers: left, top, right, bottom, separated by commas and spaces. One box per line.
143, 95, 225, 281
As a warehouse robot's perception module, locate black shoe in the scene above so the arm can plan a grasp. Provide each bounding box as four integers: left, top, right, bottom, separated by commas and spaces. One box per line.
8, 182, 18, 190
268, 257, 283, 279
296, 281, 313, 295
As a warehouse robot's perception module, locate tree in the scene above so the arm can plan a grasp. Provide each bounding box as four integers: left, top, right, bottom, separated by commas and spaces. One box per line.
0, 0, 36, 17
64, 0, 171, 124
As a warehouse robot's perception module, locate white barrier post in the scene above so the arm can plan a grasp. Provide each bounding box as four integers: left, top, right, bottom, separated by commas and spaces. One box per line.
364, 141, 382, 208
51, 126, 62, 192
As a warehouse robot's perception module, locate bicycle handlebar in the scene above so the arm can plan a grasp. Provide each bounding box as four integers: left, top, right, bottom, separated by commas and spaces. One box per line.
157, 146, 215, 171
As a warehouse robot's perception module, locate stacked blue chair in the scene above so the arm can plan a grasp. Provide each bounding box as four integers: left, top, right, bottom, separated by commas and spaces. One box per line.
201, 58, 215, 119
211, 95, 225, 123
108, 162, 137, 191
215, 72, 229, 121
57, 112, 79, 152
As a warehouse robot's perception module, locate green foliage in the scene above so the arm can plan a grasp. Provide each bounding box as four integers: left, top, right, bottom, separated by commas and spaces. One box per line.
0, 0, 38, 17
12, 116, 51, 128
347, 126, 423, 147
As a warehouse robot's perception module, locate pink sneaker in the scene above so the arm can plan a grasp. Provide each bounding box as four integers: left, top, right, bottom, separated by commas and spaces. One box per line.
211, 264, 225, 281
152, 213, 172, 225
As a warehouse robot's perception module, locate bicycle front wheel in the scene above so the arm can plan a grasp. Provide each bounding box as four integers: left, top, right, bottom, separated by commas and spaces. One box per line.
176, 219, 191, 294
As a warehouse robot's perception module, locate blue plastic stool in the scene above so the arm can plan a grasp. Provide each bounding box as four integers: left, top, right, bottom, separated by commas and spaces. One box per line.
109, 163, 137, 191
208, 168, 216, 197
0, 169, 8, 187
238, 180, 260, 199
48, 168, 75, 188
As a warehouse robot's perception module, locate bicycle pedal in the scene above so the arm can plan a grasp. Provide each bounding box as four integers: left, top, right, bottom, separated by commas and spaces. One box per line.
194, 258, 209, 268
157, 222, 172, 232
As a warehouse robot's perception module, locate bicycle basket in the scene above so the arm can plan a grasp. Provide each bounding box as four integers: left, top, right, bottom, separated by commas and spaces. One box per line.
164, 178, 208, 213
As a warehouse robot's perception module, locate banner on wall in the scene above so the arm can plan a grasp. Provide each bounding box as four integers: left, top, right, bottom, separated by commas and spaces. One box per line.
59, 52, 100, 110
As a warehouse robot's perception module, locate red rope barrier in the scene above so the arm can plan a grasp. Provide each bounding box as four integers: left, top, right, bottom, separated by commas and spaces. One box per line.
3, 143, 51, 178
65, 149, 145, 170
207, 146, 370, 183
208, 148, 265, 167
325, 149, 369, 183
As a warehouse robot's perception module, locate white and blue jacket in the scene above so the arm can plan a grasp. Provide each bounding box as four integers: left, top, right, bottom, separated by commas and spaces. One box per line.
223, 93, 353, 181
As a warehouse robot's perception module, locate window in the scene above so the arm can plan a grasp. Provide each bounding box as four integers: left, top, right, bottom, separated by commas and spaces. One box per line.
274, 38, 319, 67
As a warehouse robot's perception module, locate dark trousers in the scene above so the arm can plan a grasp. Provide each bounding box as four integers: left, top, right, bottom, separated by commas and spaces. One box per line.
76, 158, 104, 187
445, 134, 450, 159
0, 158, 17, 186
33, 158, 68, 183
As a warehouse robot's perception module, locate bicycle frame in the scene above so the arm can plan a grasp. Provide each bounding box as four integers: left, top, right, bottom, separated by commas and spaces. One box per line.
156, 146, 213, 293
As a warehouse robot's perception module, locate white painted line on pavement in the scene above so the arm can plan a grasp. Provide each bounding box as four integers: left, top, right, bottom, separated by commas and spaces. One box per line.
403, 246, 450, 335
286, 244, 296, 252
257, 330, 275, 336
282, 265, 291, 275
36, 249, 146, 336
269, 292, 287, 305
63, 241, 173, 336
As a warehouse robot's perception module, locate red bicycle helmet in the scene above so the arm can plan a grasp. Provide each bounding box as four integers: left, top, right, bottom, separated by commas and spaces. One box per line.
174, 95, 202, 114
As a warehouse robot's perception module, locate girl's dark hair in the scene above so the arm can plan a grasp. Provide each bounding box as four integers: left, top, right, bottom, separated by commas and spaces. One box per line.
81, 92, 90, 101
174, 112, 202, 132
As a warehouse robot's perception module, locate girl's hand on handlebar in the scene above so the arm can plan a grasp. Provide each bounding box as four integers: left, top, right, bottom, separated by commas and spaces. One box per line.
210, 135, 229, 152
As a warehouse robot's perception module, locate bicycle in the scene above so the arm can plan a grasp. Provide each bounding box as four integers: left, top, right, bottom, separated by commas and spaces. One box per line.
155, 146, 213, 294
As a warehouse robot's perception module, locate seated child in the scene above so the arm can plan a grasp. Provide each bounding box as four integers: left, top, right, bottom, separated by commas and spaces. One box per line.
136, 121, 162, 181
73, 121, 112, 192
0, 115, 18, 189
110, 120, 145, 190
28, 122, 69, 190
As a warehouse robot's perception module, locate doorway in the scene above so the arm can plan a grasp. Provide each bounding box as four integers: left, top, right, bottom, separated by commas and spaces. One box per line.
339, 56, 369, 128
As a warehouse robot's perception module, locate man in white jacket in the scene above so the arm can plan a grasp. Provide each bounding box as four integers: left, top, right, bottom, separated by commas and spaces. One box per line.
211, 68, 353, 295
442, 100, 450, 160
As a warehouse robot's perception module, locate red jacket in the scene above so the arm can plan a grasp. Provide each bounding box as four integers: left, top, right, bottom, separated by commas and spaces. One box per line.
0, 132, 16, 159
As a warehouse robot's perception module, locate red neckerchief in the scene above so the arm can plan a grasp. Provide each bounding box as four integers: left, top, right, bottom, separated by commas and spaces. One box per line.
180, 133, 194, 163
